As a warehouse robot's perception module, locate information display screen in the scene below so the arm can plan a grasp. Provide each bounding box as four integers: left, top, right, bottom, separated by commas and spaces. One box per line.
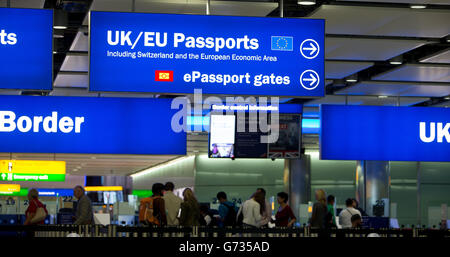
269, 114, 302, 158
209, 115, 236, 158
209, 104, 302, 159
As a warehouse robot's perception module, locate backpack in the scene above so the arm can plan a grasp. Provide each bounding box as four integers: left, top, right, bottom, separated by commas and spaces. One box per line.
223, 203, 237, 227
139, 196, 161, 226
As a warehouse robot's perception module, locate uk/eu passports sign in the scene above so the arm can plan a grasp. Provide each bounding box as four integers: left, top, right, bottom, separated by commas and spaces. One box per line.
89, 12, 325, 97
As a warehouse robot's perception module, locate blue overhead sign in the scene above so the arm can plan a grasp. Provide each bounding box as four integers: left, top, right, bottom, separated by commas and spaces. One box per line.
320, 105, 450, 162
0, 95, 186, 155
0, 8, 53, 90
38, 189, 73, 197
89, 11, 325, 97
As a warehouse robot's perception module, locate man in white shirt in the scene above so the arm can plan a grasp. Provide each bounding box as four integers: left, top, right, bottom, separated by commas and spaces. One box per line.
163, 182, 182, 226
238, 197, 262, 228
339, 198, 362, 228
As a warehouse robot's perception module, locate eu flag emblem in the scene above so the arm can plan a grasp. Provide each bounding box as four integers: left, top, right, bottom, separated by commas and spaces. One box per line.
271, 36, 293, 51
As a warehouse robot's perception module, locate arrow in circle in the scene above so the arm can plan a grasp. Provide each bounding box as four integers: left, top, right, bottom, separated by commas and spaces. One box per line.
303, 73, 317, 86
302, 43, 317, 55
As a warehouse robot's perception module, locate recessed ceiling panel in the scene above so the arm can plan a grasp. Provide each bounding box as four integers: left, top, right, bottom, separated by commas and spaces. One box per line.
60, 55, 89, 72
49, 87, 97, 97
373, 64, 450, 82
325, 61, 373, 79
432, 100, 450, 107
70, 32, 89, 52
326, 37, 426, 61
305, 94, 429, 106
0, 90, 22, 95
336, 81, 450, 97
0, 0, 45, 8
0, 153, 177, 176
310, 5, 450, 38
83, 0, 277, 25
420, 49, 450, 64
53, 74, 88, 88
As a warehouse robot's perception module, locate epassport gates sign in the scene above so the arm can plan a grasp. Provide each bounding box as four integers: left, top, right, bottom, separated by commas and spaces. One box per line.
89, 11, 325, 97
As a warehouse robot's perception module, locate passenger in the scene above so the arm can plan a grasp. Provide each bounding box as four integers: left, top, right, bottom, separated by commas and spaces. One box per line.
138, 183, 167, 226
163, 182, 182, 226
256, 188, 272, 228
24, 188, 48, 225
352, 198, 367, 216
199, 204, 214, 226
310, 189, 328, 229
73, 185, 94, 225
326, 195, 337, 228
274, 192, 296, 228
351, 214, 362, 228
238, 191, 263, 228
216, 191, 237, 227
179, 188, 201, 227
339, 198, 362, 229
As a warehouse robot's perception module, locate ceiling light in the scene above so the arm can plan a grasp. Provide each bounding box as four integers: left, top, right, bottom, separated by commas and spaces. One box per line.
53, 34, 64, 38
378, 95, 388, 99
410, 4, 426, 9
445, 97, 450, 100
53, 26, 67, 29
298, 0, 316, 5
345, 74, 358, 83
389, 61, 402, 65
53, 51, 57, 54
130, 156, 194, 178
389, 56, 403, 65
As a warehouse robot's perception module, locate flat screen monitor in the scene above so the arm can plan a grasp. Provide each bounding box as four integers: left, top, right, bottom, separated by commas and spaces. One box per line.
208, 113, 301, 159
209, 115, 236, 158
103, 192, 117, 205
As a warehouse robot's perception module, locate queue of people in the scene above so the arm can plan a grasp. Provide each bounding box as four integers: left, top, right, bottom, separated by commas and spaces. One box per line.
138, 182, 298, 229
21, 184, 363, 230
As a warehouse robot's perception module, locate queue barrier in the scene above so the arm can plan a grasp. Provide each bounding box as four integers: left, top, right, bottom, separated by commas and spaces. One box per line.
0, 225, 448, 238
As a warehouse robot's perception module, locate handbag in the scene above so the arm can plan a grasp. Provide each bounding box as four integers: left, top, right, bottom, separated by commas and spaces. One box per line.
30, 200, 47, 224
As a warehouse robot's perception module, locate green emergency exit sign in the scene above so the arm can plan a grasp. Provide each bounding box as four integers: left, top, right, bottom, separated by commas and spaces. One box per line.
0, 173, 65, 182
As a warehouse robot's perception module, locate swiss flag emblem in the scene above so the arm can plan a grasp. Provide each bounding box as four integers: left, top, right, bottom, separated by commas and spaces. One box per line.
155, 70, 173, 82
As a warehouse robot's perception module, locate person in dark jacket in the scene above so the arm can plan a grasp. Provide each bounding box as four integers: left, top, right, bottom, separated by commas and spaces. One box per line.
179, 188, 200, 227
310, 189, 328, 229
73, 185, 94, 225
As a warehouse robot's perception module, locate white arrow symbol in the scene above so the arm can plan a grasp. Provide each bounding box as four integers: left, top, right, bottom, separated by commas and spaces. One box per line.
302, 43, 317, 55
1, 173, 5, 180
303, 73, 317, 86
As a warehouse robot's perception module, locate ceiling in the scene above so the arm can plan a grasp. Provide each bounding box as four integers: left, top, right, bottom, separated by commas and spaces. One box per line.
0, 0, 449, 176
